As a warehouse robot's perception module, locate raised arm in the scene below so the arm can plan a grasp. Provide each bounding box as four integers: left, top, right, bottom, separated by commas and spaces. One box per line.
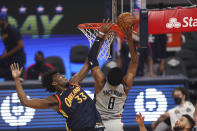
70, 20, 113, 86
69, 58, 89, 85
136, 113, 147, 131
88, 20, 114, 93
10, 63, 58, 110
121, 27, 139, 95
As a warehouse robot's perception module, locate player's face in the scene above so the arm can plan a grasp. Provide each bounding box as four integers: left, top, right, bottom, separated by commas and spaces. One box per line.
53, 73, 69, 88
35, 53, 44, 64
173, 116, 189, 131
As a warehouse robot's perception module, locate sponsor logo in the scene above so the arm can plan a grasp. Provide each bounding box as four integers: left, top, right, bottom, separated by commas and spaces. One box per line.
166, 17, 197, 29
134, 88, 167, 121
0, 93, 35, 126
166, 18, 181, 29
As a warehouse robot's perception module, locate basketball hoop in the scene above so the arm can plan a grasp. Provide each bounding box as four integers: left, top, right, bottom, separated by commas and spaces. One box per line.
78, 23, 120, 60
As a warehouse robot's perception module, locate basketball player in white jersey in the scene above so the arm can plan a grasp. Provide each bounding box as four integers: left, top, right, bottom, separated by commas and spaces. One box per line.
87, 21, 138, 131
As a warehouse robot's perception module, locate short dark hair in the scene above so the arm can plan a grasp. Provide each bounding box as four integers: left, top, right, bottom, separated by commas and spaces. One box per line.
42, 71, 58, 92
182, 114, 195, 130
172, 87, 189, 100
36, 51, 44, 57
107, 67, 123, 86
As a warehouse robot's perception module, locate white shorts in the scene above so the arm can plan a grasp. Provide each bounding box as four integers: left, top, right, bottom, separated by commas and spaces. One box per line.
102, 119, 123, 131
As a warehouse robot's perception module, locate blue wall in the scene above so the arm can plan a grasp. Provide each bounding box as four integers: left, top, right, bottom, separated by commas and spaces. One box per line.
0, 84, 182, 130
0, 35, 108, 79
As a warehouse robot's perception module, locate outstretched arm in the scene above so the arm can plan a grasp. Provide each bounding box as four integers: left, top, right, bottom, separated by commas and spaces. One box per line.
121, 26, 139, 95
10, 63, 58, 110
136, 113, 147, 131
0, 40, 24, 59
7, 40, 24, 57
88, 20, 114, 93
70, 20, 113, 85
69, 58, 89, 85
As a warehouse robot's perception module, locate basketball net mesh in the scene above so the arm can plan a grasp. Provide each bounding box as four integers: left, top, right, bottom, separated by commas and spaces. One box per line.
78, 25, 115, 60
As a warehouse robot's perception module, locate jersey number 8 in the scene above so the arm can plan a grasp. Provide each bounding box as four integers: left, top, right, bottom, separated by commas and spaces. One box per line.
108, 97, 115, 109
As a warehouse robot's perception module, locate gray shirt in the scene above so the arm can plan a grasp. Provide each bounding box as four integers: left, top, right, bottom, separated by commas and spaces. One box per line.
95, 82, 127, 120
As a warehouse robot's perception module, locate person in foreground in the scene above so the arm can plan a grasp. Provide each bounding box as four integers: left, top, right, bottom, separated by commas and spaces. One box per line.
87, 18, 138, 130
10, 20, 114, 131
10, 63, 103, 131
136, 113, 195, 131
152, 87, 195, 130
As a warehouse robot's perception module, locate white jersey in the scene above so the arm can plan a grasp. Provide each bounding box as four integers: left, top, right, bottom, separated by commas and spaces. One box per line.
95, 81, 127, 120
168, 101, 195, 129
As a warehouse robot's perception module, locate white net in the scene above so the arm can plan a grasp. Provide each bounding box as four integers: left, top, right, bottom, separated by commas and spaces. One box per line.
78, 24, 115, 60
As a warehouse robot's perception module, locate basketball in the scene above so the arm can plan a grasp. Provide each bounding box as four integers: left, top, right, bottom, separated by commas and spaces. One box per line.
117, 12, 136, 30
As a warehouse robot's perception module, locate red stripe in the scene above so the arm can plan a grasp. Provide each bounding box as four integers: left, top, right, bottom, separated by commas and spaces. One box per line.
54, 94, 61, 112
45, 63, 55, 70
70, 83, 80, 87
24, 64, 36, 80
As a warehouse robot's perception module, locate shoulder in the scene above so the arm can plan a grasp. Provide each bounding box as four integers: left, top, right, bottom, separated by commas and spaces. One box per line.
8, 25, 19, 33
121, 81, 130, 95
162, 112, 170, 118
102, 81, 109, 87
123, 73, 135, 88
120, 82, 127, 91
69, 83, 81, 90
9, 25, 21, 37
95, 80, 107, 94
26, 64, 36, 70
26, 64, 36, 71
185, 101, 193, 105
185, 101, 195, 108
46, 95, 57, 100
46, 95, 59, 104
44, 63, 55, 70
168, 106, 177, 114
69, 83, 80, 87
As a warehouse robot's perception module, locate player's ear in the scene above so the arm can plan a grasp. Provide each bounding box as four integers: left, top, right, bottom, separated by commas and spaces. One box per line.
52, 82, 57, 86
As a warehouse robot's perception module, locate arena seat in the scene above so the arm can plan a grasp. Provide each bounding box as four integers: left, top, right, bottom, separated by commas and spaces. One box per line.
45, 56, 65, 75
70, 45, 89, 76
165, 56, 187, 76
175, 49, 197, 78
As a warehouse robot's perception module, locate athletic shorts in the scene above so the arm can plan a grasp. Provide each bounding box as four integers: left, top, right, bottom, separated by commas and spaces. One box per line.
102, 119, 123, 131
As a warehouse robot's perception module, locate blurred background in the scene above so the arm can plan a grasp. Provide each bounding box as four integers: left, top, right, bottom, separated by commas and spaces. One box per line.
0, 0, 197, 130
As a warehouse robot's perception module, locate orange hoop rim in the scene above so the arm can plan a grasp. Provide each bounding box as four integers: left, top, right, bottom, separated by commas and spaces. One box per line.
78, 23, 121, 32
